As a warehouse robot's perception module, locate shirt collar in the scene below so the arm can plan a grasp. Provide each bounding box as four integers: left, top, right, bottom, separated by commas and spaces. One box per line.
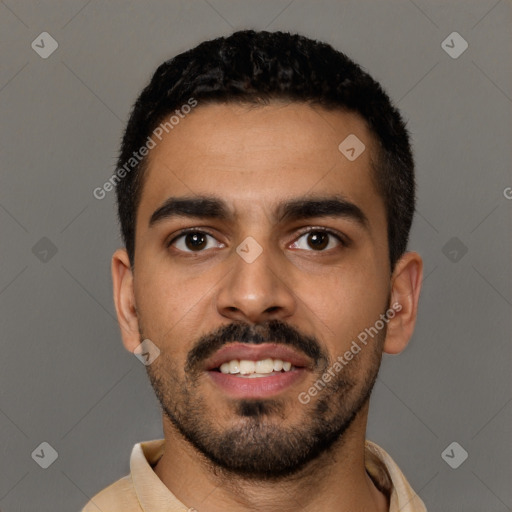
130, 439, 426, 511
130, 440, 185, 512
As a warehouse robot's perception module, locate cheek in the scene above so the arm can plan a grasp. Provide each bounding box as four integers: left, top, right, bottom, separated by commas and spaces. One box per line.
133, 265, 218, 362
133, 268, 191, 337
308, 261, 387, 314
303, 264, 389, 355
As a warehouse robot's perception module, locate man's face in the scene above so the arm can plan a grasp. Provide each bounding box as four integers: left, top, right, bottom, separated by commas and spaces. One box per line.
131, 102, 391, 477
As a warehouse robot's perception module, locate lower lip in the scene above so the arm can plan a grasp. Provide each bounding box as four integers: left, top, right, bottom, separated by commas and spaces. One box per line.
208, 369, 307, 399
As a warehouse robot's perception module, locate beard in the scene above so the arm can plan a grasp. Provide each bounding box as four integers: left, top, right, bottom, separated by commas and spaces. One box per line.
144, 317, 385, 480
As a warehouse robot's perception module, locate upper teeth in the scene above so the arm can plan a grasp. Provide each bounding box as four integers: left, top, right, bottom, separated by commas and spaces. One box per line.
219, 358, 293, 375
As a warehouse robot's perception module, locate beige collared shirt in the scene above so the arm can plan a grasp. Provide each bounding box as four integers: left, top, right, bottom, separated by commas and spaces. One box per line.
82, 439, 427, 512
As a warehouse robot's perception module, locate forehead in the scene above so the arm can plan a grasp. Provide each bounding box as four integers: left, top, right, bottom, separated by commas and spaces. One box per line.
137, 102, 384, 229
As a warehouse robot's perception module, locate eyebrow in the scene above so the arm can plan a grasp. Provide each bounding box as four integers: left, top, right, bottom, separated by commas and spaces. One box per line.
149, 194, 369, 230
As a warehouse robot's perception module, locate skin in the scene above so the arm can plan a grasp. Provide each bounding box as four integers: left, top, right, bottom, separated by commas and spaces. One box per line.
112, 102, 423, 512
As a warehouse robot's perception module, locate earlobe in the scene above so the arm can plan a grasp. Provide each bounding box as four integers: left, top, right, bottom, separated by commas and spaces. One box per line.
111, 248, 141, 353
383, 251, 423, 355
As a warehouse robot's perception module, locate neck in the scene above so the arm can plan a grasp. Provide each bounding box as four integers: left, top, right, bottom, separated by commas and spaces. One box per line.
153, 404, 388, 512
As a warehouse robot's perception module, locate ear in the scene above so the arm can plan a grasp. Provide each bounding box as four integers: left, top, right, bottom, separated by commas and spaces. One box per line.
112, 248, 141, 353
383, 251, 423, 355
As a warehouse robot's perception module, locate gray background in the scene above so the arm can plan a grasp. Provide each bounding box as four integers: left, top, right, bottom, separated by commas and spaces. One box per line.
0, 0, 511, 510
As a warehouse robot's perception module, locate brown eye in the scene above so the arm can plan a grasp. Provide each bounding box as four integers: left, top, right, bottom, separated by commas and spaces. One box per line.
169, 230, 225, 253
184, 232, 207, 251
290, 229, 344, 252
306, 231, 329, 250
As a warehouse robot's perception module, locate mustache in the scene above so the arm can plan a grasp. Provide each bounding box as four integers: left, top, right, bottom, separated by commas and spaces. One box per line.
186, 319, 326, 373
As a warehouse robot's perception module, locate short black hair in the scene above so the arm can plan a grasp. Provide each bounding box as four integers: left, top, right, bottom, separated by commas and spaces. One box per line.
115, 30, 415, 271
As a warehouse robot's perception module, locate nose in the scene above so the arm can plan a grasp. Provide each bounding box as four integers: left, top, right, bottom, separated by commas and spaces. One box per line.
215, 237, 297, 324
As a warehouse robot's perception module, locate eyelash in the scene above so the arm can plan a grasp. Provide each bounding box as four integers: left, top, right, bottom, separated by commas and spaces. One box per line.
166, 227, 349, 252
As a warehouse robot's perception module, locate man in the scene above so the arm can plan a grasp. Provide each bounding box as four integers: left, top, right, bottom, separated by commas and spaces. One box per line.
84, 30, 425, 511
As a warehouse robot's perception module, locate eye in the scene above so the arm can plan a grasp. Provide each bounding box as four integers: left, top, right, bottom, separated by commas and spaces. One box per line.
168, 229, 225, 253
167, 227, 347, 254
290, 228, 346, 252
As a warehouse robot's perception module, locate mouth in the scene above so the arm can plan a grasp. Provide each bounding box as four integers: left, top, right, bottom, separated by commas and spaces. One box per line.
218, 357, 296, 377
204, 343, 312, 399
